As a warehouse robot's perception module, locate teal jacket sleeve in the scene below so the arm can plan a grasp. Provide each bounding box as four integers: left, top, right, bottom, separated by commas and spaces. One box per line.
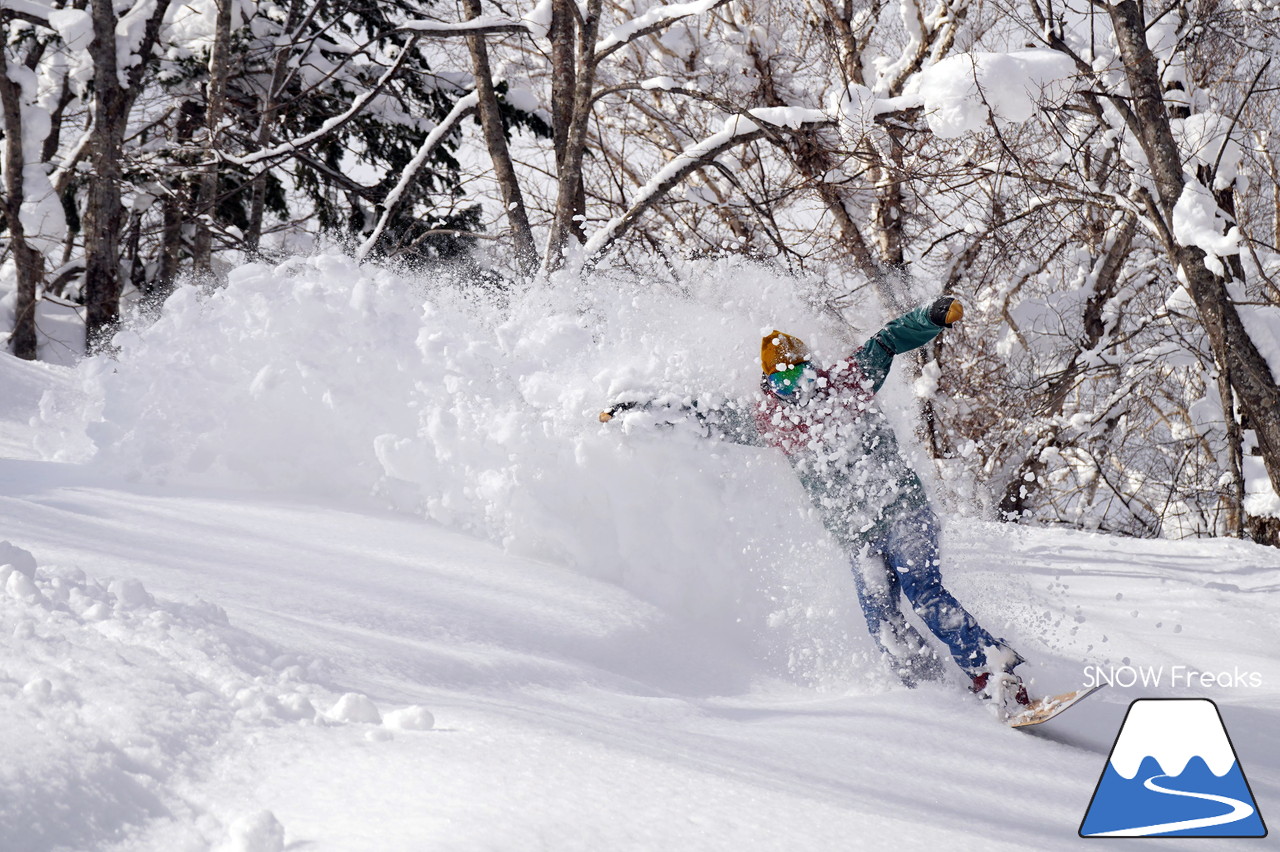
850, 304, 945, 393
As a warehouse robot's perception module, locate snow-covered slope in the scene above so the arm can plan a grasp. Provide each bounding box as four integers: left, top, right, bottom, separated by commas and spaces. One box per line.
6, 457, 1277, 852
2, 257, 1277, 850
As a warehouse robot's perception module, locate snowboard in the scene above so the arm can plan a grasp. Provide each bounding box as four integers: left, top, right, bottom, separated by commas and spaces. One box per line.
1007, 683, 1106, 728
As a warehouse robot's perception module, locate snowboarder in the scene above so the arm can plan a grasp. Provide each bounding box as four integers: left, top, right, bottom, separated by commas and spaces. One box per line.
600, 297, 1030, 713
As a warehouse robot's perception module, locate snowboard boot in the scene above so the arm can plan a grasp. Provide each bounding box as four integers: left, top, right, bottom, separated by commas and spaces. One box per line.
971, 670, 1030, 717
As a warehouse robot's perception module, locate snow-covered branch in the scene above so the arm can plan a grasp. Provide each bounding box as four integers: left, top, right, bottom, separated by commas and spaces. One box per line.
357, 91, 480, 261
400, 16, 531, 37
224, 37, 420, 169
594, 0, 735, 63
584, 108, 831, 261
0, 0, 51, 26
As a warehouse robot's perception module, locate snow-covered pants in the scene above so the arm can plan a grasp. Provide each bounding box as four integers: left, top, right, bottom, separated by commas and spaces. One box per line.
852, 504, 1002, 677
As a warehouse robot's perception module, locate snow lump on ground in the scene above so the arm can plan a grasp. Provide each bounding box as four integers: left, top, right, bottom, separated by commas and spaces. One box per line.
0, 541, 428, 850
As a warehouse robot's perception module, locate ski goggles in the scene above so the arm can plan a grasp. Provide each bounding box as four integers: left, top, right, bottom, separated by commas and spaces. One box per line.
767, 362, 813, 398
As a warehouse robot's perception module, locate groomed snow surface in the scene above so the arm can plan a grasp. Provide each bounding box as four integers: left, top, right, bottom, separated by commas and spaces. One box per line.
2, 254, 1278, 850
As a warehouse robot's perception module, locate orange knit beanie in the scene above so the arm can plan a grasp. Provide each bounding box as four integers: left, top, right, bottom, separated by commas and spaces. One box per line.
760, 330, 811, 373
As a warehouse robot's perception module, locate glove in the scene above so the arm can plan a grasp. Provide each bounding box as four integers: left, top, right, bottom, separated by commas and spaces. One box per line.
928, 296, 963, 328
598, 401, 640, 422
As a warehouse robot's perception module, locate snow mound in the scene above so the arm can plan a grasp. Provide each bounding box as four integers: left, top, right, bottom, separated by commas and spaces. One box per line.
0, 549, 332, 849
328, 692, 382, 724
221, 810, 286, 852
383, 704, 436, 731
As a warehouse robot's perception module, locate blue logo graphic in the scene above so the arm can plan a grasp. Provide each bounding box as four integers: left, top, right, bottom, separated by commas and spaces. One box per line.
1080, 698, 1267, 837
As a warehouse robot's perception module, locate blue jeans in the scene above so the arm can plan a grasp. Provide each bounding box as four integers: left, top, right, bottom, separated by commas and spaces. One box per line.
852, 504, 1006, 676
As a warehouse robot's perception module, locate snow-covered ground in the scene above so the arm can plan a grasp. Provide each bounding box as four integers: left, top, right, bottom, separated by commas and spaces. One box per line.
2, 257, 1277, 850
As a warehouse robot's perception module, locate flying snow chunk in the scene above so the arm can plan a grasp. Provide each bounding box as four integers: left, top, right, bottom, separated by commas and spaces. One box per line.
915, 49, 1079, 138
328, 692, 382, 724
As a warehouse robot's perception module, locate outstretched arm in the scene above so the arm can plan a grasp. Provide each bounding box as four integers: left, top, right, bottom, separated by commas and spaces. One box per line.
852, 297, 961, 393
598, 395, 762, 446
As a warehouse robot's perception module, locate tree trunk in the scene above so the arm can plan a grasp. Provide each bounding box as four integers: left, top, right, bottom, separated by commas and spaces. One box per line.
871, 127, 907, 273
1272, 146, 1280, 251
0, 34, 43, 360
125, 207, 146, 293
83, 0, 130, 352
543, 0, 603, 271
809, 0, 869, 87
246, 0, 305, 253
548, 0, 586, 245
998, 213, 1137, 518
549, 0, 576, 171
7, 239, 42, 360
748, 41, 882, 280
153, 100, 201, 301
81, 0, 171, 346
1108, 0, 1280, 509
1246, 514, 1280, 547
1216, 367, 1246, 538
192, 0, 235, 273
153, 194, 183, 302
462, 0, 538, 275
41, 76, 74, 164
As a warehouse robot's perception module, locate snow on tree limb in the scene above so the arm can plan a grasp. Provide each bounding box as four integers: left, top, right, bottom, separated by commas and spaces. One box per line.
914, 49, 1079, 138
594, 0, 734, 62
224, 37, 420, 169
0, 0, 52, 26
357, 91, 480, 261
400, 16, 531, 37
584, 108, 831, 261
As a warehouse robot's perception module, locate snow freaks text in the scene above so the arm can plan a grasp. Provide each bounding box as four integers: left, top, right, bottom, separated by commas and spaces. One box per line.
1083, 665, 1264, 690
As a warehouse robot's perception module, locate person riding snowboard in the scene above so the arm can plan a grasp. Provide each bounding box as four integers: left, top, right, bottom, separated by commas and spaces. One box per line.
600, 297, 1030, 714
